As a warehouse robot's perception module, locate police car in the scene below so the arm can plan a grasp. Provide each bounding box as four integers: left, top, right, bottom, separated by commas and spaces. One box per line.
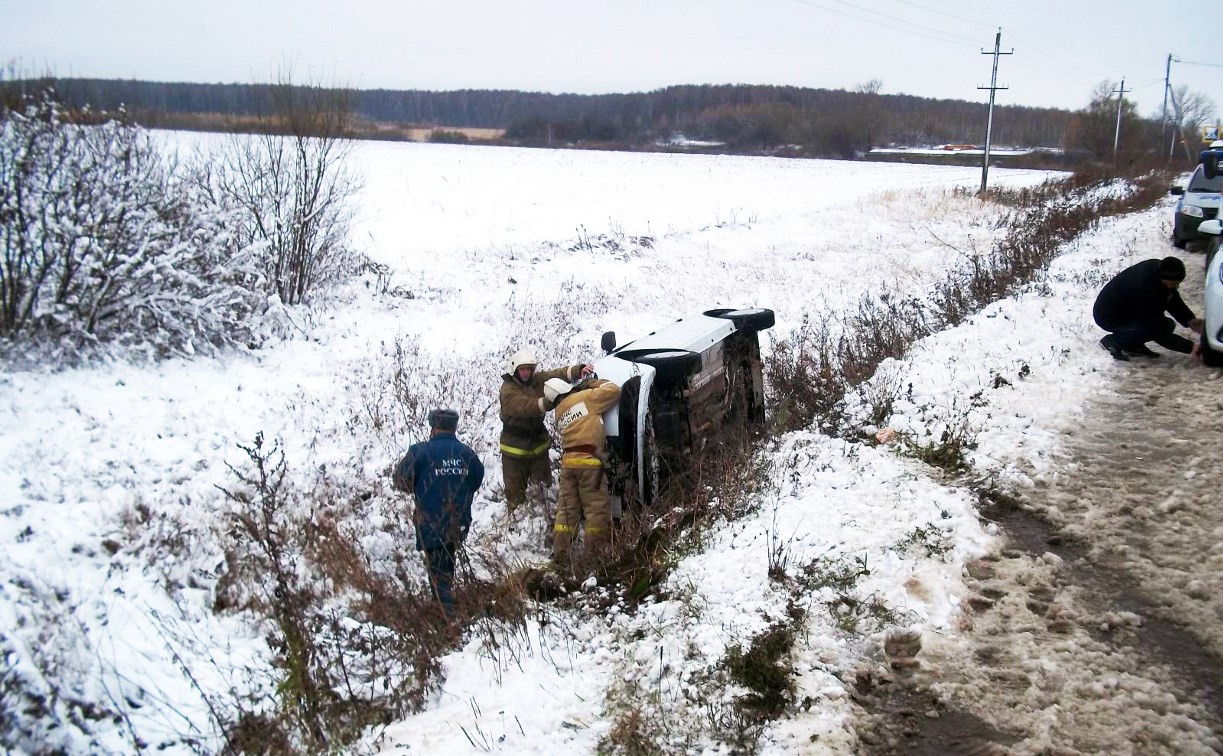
1170, 142, 1223, 248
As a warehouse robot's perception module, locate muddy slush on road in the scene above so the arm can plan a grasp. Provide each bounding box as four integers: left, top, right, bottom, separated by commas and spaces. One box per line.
853, 248, 1223, 754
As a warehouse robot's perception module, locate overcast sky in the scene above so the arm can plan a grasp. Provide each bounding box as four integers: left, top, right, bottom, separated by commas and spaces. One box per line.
1, 0, 1217, 117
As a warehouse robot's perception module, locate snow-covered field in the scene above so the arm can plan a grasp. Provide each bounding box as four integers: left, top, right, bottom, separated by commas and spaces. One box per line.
6, 137, 1200, 753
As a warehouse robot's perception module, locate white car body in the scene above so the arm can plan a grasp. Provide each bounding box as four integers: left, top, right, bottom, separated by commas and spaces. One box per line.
1191, 219, 1223, 366
588, 308, 774, 513
1208, 248, 1223, 354
587, 352, 656, 506
1171, 163, 1223, 247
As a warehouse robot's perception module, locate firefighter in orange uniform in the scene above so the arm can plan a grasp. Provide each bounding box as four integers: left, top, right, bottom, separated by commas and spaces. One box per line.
543, 376, 621, 565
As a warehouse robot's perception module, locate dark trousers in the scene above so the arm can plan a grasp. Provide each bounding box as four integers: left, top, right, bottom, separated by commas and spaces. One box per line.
422, 544, 457, 619
501, 453, 552, 512
1104, 316, 1194, 354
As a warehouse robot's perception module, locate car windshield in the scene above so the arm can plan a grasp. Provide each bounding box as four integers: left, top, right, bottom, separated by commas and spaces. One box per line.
1188, 168, 1223, 192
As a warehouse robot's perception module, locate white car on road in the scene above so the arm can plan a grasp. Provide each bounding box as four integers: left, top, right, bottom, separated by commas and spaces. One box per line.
1191, 219, 1223, 366
1170, 163, 1223, 248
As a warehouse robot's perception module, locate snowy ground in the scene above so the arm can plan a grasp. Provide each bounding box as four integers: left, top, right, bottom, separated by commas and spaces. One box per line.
3, 138, 1215, 753
846, 206, 1223, 754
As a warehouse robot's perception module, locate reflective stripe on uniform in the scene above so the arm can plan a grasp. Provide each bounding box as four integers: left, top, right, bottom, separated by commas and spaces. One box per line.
500, 440, 551, 457
561, 456, 602, 468
554, 523, 577, 533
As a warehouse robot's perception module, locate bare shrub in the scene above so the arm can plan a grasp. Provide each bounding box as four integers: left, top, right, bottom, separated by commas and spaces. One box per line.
215, 433, 333, 747
765, 504, 794, 582
899, 394, 981, 475
213, 432, 484, 751
605, 706, 667, 755
197, 72, 360, 306
768, 169, 1170, 436
767, 290, 929, 435
352, 338, 500, 450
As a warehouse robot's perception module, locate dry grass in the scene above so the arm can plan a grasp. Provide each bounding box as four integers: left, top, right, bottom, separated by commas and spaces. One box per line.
766, 168, 1173, 437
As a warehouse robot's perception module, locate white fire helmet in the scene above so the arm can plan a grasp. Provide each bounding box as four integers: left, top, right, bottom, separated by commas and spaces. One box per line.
543, 378, 572, 403
507, 349, 538, 376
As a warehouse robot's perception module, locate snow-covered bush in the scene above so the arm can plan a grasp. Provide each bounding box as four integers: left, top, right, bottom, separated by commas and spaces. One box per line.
0, 94, 269, 359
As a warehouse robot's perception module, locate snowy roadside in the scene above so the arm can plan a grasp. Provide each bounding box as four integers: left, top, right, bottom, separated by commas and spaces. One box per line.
2, 138, 1088, 753
836, 203, 1223, 753
376, 201, 1222, 754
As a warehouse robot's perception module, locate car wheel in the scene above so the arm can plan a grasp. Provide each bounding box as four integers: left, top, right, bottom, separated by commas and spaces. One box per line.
617, 348, 702, 377
1202, 334, 1223, 368
706, 307, 776, 331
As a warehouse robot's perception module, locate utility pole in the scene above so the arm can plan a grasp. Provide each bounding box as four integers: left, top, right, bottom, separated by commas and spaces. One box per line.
978, 29, 1012, 194
1160, 54, 1172, 156
1112, 78, 1131, 159
1169, 85, 1181, 160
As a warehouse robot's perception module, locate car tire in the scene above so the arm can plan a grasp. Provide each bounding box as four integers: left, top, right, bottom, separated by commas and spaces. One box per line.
617, 348, 702, 375
706, 307, 776, 331
1202, 334, 1223, 367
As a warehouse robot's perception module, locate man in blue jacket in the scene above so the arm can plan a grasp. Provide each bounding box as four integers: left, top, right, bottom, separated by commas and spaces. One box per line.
392, 408, 485, 620
1093, 256, 1203, 361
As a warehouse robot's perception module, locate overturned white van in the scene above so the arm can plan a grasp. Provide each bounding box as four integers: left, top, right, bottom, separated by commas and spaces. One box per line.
588, 308, 775, 515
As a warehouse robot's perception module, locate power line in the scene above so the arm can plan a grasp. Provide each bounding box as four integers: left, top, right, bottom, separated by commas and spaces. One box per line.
785, 0, 979, 49
885, 3, 1115, 82
1006, 57, 1099, 89
822, 0, 983, 45
1178, 59, 1223, 68
889, 0, 994, 29
1130, 78, 1166, 91
1004, 31, 1114, 81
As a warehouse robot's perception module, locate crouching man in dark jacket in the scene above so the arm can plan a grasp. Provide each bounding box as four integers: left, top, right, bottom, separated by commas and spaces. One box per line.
392, 409, 485, 620
1093, 256, 1203, 361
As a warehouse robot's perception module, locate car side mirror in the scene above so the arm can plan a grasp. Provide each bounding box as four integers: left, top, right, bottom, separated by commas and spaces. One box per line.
1204, 151, 1220, 180
1198, 219, 1223, 236
600, 331, 617, 354
1169, 185, 1185, 196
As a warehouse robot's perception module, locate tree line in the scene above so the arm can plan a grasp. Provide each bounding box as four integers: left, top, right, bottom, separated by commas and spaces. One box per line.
5, 77, 1069, 152
3, 76, 1210, 165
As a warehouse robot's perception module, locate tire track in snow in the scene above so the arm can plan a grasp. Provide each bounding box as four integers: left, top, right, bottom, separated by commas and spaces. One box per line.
855, 356, 1223, 754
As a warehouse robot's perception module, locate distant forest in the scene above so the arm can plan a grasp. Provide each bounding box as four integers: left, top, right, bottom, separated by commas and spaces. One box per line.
9, 77, 1079, 159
